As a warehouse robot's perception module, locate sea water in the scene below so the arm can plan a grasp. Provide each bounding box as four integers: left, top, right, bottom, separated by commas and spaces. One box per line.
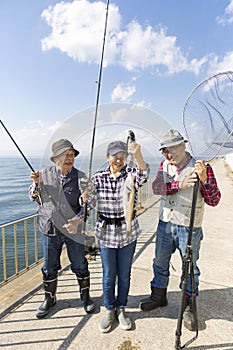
0, 156, 159, 283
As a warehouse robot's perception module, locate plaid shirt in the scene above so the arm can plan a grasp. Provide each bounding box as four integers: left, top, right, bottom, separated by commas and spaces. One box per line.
152, 158, 221, 207
89, 164, 150, 248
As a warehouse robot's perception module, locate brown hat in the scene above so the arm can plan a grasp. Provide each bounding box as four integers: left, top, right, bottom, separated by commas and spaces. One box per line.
159, 129, 188, 150
50, 139, 79, 162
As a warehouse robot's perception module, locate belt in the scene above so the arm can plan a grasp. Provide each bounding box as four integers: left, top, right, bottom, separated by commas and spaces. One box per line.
98, 214, 125, 226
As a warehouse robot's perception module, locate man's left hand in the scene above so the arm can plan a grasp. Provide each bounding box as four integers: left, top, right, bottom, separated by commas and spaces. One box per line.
63, 216, 79, 234
194, 160, 207, 183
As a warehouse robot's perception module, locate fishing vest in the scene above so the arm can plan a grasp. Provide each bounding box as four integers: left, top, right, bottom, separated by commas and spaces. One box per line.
159, 158, 204, 227
38, 166, 84, 236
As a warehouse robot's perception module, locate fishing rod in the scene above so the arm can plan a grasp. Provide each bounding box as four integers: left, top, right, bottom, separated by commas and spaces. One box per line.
82, 0, 110, 234
0, 119, 70, 225
0, 120, 35, 172
87, 0, 109, 180
174, 176, 200, 349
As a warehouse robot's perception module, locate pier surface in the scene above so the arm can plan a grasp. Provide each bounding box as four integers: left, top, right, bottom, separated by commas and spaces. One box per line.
0, 158, 233, 350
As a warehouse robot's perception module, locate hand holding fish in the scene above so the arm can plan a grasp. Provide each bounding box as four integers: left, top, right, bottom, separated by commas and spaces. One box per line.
128, 142, 147, 170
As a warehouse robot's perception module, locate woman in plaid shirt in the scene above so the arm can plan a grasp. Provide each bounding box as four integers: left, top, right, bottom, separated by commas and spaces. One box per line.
140, 129, 221, 332
88, 140, 149, 333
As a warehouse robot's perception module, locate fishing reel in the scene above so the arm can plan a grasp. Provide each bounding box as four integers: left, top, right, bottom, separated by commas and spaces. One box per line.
79, 178, 93, 196
127, 129, 136, 144
126, 130, 136, 168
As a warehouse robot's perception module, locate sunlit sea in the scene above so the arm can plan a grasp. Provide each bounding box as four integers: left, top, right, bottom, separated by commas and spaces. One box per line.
0, 156, 159, 225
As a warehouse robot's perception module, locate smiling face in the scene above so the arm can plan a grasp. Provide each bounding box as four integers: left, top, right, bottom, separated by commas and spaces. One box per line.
107, 151, 126, 174
54, 149, 76, 174
166, 142, 186, 166
161, 147, 174, 163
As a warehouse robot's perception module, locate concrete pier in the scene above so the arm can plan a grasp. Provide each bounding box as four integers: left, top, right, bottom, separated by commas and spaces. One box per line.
0, 158, 232, 350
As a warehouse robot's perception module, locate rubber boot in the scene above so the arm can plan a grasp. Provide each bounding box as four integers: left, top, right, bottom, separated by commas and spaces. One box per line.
77, 273, 95, 314
36, 277, 57, 319
139, 286, 167, 311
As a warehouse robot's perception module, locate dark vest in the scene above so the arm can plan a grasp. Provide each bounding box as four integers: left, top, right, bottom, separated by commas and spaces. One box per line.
38, 166, 85, 236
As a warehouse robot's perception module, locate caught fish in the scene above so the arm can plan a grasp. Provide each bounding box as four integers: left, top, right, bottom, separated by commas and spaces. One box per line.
123, 170, 136, 233
123, 130, 136, 233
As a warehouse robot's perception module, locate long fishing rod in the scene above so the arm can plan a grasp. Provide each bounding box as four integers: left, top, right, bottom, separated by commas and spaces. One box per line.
87, 0, 110, 180
0, 119, 69, 224
82, 0, 110, 232
174, 177, 200, 350
0, 120, 35, 172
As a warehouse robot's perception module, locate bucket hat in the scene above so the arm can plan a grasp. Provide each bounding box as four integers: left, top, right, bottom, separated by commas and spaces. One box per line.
50, 139, 79, 162
159, 129, 188, 150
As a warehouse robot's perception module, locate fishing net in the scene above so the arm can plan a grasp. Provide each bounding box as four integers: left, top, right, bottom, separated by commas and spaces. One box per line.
183, 71, 233, 161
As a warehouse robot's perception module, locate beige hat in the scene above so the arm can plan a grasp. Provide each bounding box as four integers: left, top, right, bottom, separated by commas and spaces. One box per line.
159, 129, 188, 150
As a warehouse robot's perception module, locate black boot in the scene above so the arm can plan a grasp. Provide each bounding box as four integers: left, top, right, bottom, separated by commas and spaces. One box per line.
36, 277, 57, 319
139, 286, 167, 311
77, 273, 95, 314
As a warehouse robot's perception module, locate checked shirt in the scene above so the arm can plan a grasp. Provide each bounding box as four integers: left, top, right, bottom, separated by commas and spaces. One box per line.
89, 164, 150, 248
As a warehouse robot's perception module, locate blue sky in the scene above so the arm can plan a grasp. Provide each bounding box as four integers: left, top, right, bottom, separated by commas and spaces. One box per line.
0, 0, 233, 159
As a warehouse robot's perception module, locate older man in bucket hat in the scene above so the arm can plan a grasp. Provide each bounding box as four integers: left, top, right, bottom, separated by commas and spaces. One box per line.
29, 139, 95, 318
139, 129, 221, 331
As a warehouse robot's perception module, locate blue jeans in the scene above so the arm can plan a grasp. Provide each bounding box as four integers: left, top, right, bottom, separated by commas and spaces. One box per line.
152, 220, 203, 296
42, 234, 89, 279
99, 240, 137, 310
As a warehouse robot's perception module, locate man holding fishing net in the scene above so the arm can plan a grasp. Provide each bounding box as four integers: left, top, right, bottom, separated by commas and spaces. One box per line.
140, 129, 221, 331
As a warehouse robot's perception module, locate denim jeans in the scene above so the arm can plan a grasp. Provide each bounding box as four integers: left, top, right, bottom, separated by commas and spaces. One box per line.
99, 240, 137, 310
41, 233, 89, 279
152, 220, 203, 296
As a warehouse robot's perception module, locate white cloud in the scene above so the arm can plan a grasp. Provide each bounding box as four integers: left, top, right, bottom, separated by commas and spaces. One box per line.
110, 108, 129, 122
119, 22, 201, 75
133, 100, 151, 109
41, 0, 121, 66
0, 120, 62, 157
41, 0, 206, 76
111, 83, 136, 102
216, 0, 233, 25
208, 51, 233, 75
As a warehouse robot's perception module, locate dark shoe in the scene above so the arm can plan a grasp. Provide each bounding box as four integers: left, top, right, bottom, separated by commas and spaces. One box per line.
77, 274, 95, 314
183, 297, 196, 331
36, 277, 57, 319
139, 286, 167, 311
99, 308, 116, 333
117, 307, 132, 330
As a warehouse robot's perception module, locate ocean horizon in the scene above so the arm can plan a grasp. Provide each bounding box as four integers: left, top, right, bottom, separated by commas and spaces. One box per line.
0, 155, 159, 283
0, 155, 159, 225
